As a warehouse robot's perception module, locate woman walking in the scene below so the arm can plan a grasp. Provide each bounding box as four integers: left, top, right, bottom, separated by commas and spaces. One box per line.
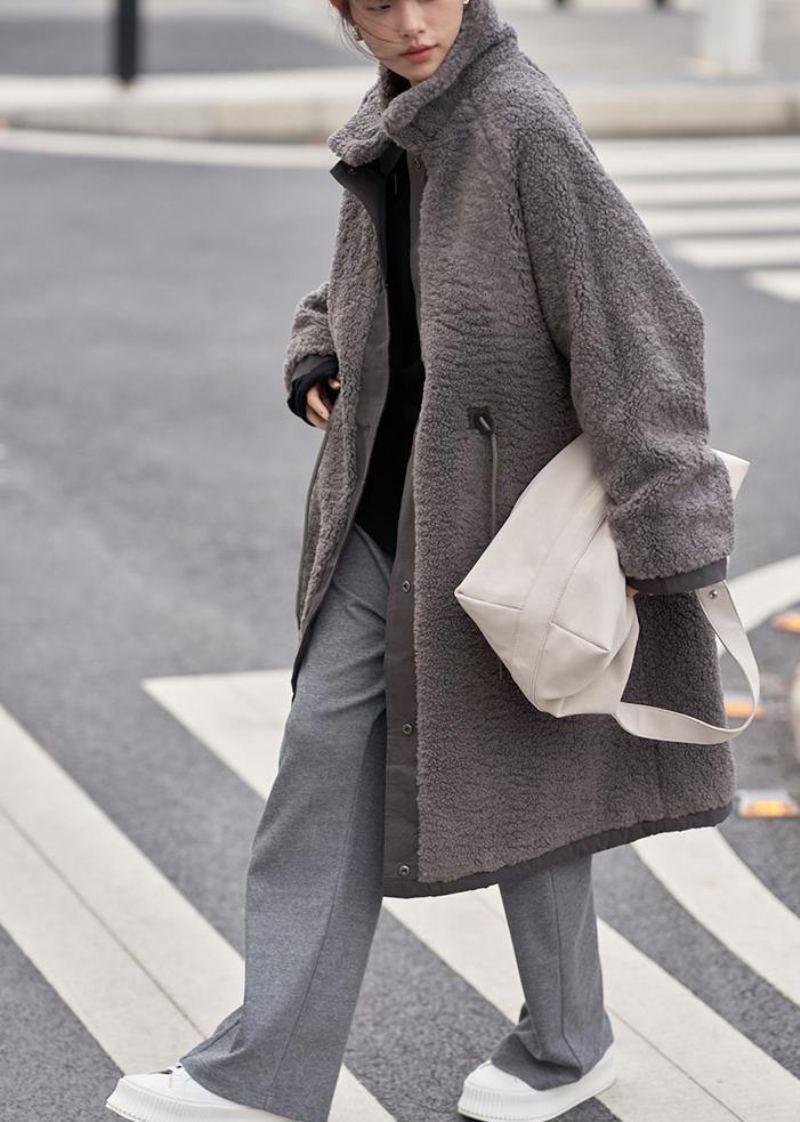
106, 1, 735, 1120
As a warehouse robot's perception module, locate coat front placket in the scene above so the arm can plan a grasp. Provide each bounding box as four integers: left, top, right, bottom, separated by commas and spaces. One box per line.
288, 155, 393, 699
381, 148, 429, 895
290, 146, 427, 895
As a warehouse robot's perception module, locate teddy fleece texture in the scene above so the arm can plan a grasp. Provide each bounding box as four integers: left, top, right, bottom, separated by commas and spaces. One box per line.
280, 0, 738, 894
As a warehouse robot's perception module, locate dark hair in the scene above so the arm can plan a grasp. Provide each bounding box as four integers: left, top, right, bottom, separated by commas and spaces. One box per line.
329, 0, 372, 60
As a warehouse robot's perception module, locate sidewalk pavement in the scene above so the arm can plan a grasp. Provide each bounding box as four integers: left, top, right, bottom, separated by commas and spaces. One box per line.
0, 0, 799, 141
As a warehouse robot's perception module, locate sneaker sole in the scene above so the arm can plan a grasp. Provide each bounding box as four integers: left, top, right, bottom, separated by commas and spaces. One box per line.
456, 1043, 617, 1122
105, 1079, 285, 1122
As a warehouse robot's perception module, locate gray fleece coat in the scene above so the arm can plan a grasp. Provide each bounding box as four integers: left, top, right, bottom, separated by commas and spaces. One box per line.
281, 0, 737, 898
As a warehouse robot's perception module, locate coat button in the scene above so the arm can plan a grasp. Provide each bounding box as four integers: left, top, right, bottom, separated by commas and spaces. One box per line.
398, 864, 410, 876
402, 722, 413, 735
401, 579, 411, 592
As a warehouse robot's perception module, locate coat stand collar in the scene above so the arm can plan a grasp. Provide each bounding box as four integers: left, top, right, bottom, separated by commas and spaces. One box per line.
326, 0, 519, 167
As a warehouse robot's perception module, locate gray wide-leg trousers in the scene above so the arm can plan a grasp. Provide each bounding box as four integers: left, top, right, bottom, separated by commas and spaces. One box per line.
179, 521, 614, 1122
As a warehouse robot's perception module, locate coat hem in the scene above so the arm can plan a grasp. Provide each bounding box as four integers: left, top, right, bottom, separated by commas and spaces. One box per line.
381, 798, 735, 898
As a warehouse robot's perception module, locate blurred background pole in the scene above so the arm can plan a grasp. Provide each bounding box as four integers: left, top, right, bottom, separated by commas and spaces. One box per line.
698, 0, 764, 76
113, 0, 140, 84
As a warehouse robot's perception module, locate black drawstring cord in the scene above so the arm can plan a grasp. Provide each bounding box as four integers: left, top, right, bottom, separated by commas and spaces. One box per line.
471, 408, 505, 684
488, 429, 504, 683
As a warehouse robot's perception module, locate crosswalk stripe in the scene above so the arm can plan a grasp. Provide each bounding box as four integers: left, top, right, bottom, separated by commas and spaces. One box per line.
143, 658, 800, 1119
667, 235, 800, 268
0, 806, 199, 1072
719, 554, 800, 634
0, 707, 243, 1035
485, 887, 800, 1122
0, 706, 394, 1122
1, 131, 798, 186
388, 890, 740, 1122
592, 138, 800, 302
143, 669, 289, 793
595, 137, 800, 178
619, 176, 800, 206
0, 127, 334, 169
749, 268, 800, 302
639, 204, 800, 237
2, 130, 799, 305
632, 829, 800, 1007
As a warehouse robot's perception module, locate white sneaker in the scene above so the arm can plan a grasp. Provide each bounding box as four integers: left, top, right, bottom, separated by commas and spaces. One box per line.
105, 1063, 294, 1122
457, 1041, 617, 1122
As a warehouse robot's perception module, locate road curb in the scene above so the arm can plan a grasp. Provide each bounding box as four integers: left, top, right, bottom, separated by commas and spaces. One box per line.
1, 70, 800, 141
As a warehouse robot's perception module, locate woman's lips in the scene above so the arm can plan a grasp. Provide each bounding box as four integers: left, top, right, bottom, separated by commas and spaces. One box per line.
403, 44, 434, 59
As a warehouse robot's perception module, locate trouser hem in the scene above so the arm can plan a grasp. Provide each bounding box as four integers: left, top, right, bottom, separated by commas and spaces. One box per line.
180, 1054, 329, 1122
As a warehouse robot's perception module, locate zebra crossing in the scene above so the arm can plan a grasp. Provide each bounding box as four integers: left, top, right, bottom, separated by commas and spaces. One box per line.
1, 563, 799, 1121
597, 135, 800, 303
0, 706, 392, 1122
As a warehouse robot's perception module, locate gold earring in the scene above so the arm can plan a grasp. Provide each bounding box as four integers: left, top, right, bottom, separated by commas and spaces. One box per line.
351, 24, 363, 40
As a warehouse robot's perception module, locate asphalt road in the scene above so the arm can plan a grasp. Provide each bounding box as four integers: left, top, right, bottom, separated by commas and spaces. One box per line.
1, 133, 799, 1122
2, 2, 800, 85
0, 13, 364, 76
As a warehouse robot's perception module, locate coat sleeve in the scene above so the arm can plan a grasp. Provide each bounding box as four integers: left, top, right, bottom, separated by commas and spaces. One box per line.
516, 124, 735, 587
282, 280, 337, 397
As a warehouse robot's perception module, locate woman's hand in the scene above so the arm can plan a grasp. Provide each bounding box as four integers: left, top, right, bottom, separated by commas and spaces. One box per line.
626, 586, 639, 598
306, 376, 341, 430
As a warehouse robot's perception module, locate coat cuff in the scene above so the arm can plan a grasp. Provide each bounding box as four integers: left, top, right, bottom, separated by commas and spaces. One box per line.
286, 353, 339, 425
625, 555, 728, 595
282, 280, 335, 396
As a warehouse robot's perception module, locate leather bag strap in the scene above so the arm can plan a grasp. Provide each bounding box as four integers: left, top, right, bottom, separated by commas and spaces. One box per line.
614, 580, 760, 744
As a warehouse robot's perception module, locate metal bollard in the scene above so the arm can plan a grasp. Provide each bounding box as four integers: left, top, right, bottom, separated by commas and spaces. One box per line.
697, 0, 764, 76
113, 0, 140, 84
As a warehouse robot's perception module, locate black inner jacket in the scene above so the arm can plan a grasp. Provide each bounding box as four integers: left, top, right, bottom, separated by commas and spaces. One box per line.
287, 148, 424, 559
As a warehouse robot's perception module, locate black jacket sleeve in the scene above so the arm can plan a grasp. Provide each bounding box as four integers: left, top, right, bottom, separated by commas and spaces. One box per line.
625, 554, 728, 595
286, 353, 340, 426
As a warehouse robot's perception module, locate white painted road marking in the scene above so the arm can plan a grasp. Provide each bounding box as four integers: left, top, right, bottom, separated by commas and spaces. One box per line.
667, 235, 800, 268
596, 137, 800, 178
620, 176, 800, 206
390, 887, 787, 1122
0, 707, 243, 1034
632, 827, 800, 1007
749, 268, 800, 302
3, 130, 799, 305
726, 555, 800, 633
0, 706, 395, 1122
143, 551, 800, 1121
388, 888, 738, 1121
0, 805, 200, 1072
639, 205, 800, 237
143, 668, 290, 793
598, 137, 800, 303
0, 130, 798, 182
3, 555, 799, 1114
0, 127, 334, 169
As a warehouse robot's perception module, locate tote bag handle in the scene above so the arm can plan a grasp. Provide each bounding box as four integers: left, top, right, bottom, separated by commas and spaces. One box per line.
614, 580, 760, 743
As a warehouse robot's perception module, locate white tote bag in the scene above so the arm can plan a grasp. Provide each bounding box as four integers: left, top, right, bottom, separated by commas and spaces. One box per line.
454, 433, 760, 744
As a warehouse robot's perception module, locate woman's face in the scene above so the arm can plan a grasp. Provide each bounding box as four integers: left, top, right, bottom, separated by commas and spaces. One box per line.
349, 0, 466, 87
